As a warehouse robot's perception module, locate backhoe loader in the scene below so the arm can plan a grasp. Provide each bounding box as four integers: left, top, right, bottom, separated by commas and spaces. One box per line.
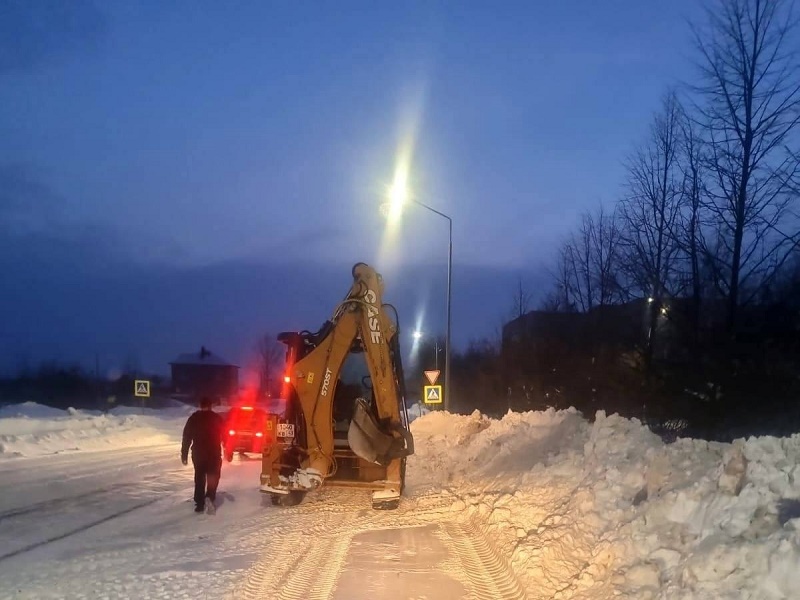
260, 262, 415, 510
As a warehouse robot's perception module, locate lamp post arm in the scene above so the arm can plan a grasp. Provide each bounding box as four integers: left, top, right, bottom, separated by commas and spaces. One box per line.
411, 199, 452, 225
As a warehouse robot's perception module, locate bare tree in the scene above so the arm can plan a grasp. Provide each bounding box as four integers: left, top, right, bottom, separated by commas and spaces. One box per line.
677, 102, 710, 341
509, 276, 533, 320
542, 206, 626, 313
619, 91, 685, 362
256, 332, 284, 396
620, 91, 684, 299
592, 205, 627, 306
541, 242, 577, 311
692, 0, 800, 331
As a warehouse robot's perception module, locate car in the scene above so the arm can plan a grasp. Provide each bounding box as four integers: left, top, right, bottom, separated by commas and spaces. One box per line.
222, 405, 270, 461
222, 398, 289, 461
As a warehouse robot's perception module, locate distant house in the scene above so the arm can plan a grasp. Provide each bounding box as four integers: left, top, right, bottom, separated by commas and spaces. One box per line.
169, 346, 239, 404
502, 299, 651, 354
501, 297, 705, 363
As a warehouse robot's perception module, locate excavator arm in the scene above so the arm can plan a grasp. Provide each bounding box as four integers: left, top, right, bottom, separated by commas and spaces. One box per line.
260, 262, 414, 509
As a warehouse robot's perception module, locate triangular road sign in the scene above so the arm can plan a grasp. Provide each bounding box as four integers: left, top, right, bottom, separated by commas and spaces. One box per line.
424, 370, 440, 385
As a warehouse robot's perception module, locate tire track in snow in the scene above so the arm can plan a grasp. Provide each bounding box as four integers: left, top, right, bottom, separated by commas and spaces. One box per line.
0, 473, 180, 520
232, 502, 363, 600
275, 529, 353, 600
440, 520, 527, 600
0, 468, 187, 563
230, 488, 525, 600
0, 497, 160, 562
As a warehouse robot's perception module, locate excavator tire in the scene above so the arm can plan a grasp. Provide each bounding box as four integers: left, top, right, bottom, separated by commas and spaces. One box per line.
270, 491, 306, 507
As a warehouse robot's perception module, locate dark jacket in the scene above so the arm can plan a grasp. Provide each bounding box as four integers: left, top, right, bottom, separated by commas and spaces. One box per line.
181, 409, 224, 463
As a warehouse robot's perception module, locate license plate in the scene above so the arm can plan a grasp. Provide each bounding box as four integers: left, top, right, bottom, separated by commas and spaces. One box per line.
277, 423, 295, 438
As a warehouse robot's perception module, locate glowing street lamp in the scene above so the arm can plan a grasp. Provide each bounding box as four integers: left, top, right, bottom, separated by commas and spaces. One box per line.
383, 176, 452, 411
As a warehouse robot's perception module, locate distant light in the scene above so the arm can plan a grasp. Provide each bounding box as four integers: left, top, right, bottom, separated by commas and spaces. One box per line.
384, 165, 410, 223
283, 375, 291, 384
660, 306, 668, 316
647, 297, 654, 303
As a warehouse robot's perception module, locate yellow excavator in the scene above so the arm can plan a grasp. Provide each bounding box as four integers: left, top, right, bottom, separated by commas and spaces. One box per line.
260, 262, 415, 510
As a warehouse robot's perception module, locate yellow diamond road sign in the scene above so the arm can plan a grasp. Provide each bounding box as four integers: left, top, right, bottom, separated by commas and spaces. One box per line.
423, 384, 442, 405
134, 380, 150, 398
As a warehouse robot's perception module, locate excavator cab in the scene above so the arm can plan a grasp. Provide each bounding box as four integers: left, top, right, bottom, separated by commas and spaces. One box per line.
260, 262, 414, 509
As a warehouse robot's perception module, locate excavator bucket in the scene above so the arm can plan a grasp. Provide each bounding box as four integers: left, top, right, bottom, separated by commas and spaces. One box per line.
347, 398, 396, 465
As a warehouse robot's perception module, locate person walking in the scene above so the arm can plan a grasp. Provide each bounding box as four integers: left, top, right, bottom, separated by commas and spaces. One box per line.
181, 397, 224, 513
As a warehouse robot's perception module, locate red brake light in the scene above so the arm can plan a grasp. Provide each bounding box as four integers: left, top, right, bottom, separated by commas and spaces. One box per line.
228, 429, 236, 436
241, 406, 253, 411
255, 432, 263, 437
284, 376, 291, 383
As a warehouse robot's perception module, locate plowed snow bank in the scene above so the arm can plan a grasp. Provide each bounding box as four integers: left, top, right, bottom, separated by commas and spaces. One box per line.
0, 402, 190, 458
407, 408, 800, 600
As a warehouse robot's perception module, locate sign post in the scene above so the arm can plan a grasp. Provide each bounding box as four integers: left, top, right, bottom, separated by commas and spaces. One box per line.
134, 380, 150, 411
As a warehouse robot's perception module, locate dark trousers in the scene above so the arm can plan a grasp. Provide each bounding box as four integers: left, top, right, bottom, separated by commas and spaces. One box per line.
193, 457, 221, 507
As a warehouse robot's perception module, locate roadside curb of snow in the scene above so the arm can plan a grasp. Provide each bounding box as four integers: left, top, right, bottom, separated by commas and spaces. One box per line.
408, 407, 800, 599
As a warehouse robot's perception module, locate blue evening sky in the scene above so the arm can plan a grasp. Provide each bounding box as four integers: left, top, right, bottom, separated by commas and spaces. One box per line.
0, 0, 706, 374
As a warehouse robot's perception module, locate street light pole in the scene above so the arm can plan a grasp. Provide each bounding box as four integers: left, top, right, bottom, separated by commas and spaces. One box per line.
409, 199, 452, 412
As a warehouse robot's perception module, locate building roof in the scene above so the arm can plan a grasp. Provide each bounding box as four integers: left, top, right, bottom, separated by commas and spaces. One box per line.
169, 346, 239, 368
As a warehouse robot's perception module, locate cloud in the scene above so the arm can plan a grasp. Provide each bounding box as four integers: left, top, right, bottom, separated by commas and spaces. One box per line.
0, 163, 125, 272
0, 163, 62, 233
0, 256, 548, 376
0, 0, 106, 75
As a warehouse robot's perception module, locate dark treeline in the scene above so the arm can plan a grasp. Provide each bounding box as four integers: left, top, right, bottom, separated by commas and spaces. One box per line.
446, 0, 800, 441
0, 363, 172, 410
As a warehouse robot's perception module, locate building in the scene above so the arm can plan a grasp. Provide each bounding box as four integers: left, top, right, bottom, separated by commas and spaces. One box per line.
169, 346, 239, 404
502, 299, 651, 355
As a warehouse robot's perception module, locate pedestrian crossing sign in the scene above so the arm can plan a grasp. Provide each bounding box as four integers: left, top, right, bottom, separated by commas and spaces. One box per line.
423, 384, 442, 405
134, 380, 150, 398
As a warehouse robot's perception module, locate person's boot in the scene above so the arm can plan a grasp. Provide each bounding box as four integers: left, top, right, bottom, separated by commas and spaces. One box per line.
205, 496, 216, 515
195, 503, 204, 513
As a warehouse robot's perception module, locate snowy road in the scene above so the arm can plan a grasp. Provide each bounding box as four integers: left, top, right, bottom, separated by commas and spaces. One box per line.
0, 444, 526, 600
0, 444, 183, 562
0, 445, 273, 599
5, 403, 799, 599
227, 488, 526, 600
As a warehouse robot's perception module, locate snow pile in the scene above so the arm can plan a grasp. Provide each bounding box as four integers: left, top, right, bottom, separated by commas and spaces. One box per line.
406, 401, 431, 422
408, 408, 800, 600
0, 402, 192, 458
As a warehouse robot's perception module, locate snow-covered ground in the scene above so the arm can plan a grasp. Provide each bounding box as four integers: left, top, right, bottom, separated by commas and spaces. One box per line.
1, 401, 800, 599
0, 401, 192, 458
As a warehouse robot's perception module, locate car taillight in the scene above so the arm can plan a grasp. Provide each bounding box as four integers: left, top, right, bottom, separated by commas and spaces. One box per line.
255, 432, 263, 437
228, 429, 236, 436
